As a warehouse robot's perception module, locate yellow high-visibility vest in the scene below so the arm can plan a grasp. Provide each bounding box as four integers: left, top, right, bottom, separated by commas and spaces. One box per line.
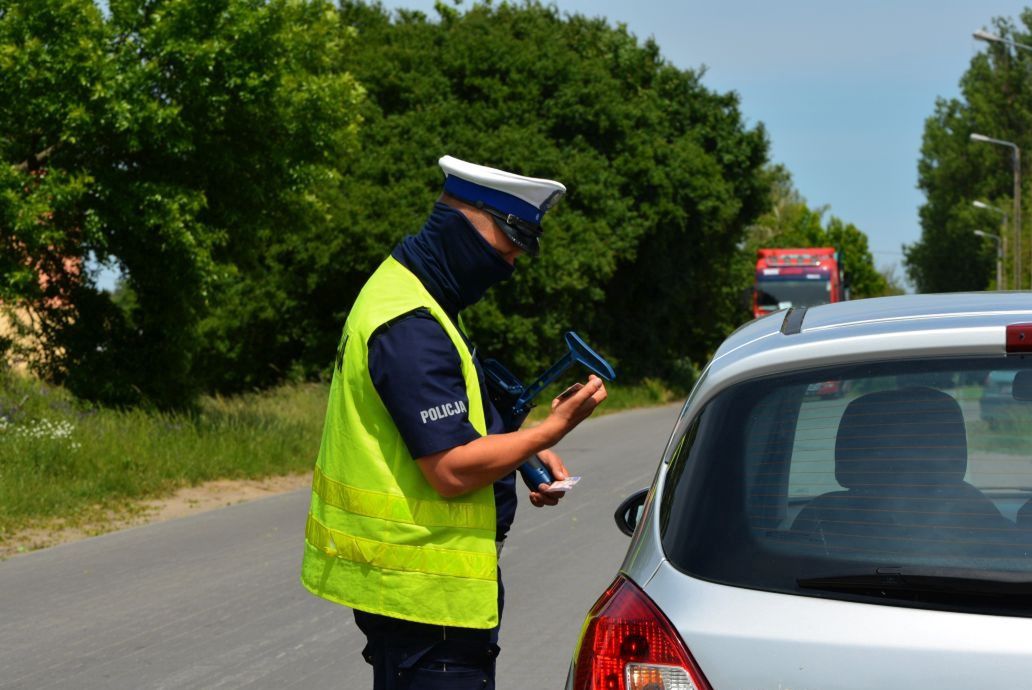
300, 256, 498, 628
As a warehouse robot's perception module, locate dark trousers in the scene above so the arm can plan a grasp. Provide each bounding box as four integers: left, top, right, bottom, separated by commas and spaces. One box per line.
354, 574, 504, 690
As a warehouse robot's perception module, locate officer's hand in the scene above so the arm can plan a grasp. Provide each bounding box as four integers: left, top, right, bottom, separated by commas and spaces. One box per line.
542, 375, 607, 443
528, 449, 567, 507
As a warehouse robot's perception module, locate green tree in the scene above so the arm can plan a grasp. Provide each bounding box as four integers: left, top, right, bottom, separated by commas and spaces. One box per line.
0, 0, 105, 337
207, 0, 771, 390
905, 12, 1032, 293
0, 0, 363, 406
878, 263, 906, 296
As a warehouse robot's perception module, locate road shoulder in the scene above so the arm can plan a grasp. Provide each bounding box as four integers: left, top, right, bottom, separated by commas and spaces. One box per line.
1, 472, 311, 559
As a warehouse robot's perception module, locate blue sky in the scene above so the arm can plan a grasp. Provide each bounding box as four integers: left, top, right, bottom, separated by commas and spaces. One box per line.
378, 0, 1029, 285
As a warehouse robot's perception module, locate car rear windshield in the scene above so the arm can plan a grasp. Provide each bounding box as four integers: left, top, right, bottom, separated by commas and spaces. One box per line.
660, 357, 1032, 615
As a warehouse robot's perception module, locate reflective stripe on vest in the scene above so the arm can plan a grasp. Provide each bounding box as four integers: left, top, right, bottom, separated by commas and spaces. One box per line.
305, 512, 496, 581
310, 465, 495, 529
300, 256, 498, 629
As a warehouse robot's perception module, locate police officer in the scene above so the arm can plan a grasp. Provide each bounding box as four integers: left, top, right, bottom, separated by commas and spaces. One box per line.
300, 155, 607, 689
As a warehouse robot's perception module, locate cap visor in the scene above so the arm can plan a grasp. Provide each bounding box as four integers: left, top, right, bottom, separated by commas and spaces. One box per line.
493, 217, 540, 257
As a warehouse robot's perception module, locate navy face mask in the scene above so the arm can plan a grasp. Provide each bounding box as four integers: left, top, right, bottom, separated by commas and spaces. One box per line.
393, 202, 516, 315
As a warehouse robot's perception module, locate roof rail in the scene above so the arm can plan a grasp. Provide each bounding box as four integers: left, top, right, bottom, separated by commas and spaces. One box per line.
781, 307, 807, 335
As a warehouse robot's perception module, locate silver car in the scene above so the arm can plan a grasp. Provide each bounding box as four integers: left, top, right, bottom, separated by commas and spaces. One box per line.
566, 293, 1032, 690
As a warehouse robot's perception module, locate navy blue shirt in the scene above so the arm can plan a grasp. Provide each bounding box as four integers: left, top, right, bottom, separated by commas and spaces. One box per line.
368, 314, 518, 542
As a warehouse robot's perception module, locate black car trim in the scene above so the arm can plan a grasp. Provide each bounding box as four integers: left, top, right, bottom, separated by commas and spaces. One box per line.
781, 306, 807, 335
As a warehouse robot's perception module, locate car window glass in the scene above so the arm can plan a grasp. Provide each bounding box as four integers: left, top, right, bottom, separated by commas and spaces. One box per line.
661, 358, 1032, 615
787, 375, 921, 500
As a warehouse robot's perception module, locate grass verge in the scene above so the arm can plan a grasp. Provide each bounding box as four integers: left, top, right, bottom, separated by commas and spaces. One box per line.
0, 375, 327, 543
0, 372, 682, 547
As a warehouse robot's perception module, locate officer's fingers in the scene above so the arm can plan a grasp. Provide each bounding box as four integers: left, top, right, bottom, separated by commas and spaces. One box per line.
571, 390, 603, 422
538, 479, 566, 503
562, 376, 603, 408
530, 490, 560, 507
584, 374, 604, 395
552, 383, 583, 410
544, 492, 562, 505
536, 478, 566, 496
578, 380, 608, 415
538, 449, 568, 480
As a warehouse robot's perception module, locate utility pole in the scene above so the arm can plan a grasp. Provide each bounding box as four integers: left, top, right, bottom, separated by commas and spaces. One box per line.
973, 201, 1008, 290
971, 134, 1021, 289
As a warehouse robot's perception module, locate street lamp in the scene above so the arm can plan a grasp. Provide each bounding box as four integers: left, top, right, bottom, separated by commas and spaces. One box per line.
974, 229, 1004, 290
970, 133, 1021, 289
972, 200, 1009, 289
973, 29, 1032, 54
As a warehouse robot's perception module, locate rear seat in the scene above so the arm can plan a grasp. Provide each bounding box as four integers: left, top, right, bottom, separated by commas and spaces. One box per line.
791, 387, 1012, 556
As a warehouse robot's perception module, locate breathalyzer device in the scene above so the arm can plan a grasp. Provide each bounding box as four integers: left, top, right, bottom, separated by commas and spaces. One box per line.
482, 332, 616, 491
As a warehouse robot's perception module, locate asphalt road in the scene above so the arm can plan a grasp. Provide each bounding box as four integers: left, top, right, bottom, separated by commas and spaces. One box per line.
0, 403, 681, 690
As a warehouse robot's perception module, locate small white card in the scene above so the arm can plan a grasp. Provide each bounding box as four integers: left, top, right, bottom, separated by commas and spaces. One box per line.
543, 476, 581, 492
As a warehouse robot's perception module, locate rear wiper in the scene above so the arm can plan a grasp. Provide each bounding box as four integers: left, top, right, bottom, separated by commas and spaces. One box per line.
798, 566, 1032, 600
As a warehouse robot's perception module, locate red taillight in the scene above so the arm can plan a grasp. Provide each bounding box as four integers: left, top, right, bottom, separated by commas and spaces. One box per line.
1007, 323, 1032, 353
571, 575, 712, 690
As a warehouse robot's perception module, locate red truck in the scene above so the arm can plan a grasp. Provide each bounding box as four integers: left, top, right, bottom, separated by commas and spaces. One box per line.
753, 247, 846, 319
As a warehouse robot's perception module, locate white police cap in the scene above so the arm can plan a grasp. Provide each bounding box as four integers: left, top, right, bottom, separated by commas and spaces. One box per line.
439, 155, 566, 257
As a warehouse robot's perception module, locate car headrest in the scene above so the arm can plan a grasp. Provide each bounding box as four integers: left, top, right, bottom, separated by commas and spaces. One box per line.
835, 386, 967, 489
1014, 370, 1032, 402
